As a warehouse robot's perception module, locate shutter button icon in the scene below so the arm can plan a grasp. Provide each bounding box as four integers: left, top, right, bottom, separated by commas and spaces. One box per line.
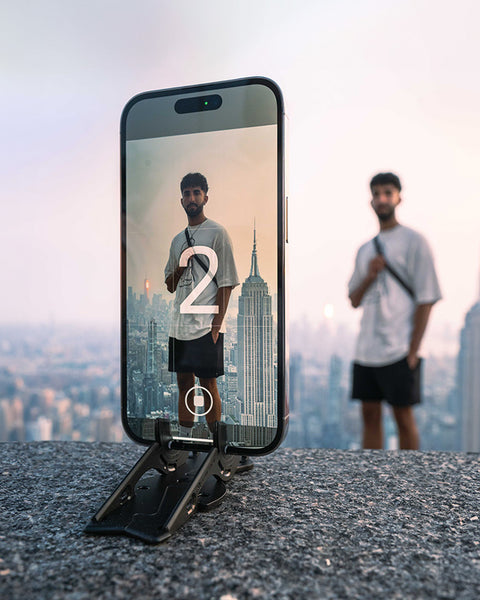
185, 385, 213, 417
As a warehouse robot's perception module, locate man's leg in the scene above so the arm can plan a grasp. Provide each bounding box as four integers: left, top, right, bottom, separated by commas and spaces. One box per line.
392, 405, 419, 450
177, 372, 195, 428
361, 401, 383, 449
198, 377, 221, 432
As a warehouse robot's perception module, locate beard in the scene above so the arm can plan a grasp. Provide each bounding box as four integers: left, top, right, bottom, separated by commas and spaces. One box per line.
184, 203, 204, 217
375, 207, 395, 222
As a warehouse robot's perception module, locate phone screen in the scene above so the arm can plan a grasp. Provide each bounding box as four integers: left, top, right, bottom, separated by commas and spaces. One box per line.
122, 79, 286, 453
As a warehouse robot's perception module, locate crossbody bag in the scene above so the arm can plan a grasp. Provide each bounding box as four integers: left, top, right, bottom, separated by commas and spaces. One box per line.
184, 228, 218, 287
373, 236, 415, 299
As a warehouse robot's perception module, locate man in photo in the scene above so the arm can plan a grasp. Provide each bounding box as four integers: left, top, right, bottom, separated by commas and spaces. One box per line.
165, 172, 239, 435
348, 172, 442, 449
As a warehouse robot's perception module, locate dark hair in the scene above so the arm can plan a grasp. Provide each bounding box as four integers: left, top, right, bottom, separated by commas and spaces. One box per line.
369, 172, 402, 192
180, 172, 208, 193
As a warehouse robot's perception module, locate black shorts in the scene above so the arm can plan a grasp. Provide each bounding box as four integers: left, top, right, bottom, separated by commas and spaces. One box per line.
168, 332, 224, 379
351, 356, 422, 406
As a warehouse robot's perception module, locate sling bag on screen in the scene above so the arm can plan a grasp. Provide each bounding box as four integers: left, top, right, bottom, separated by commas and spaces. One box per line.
184, 227, 218, 287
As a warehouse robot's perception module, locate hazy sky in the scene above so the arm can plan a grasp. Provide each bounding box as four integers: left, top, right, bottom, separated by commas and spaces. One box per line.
2, 0, 480, 355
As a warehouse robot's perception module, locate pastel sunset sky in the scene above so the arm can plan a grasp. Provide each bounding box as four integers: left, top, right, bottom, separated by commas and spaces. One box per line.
2, 1, 480, 356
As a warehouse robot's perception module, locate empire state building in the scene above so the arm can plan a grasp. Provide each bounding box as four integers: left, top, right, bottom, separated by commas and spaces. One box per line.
237, 228, 276, 430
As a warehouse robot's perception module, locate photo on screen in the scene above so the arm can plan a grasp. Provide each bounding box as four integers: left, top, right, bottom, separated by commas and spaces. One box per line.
125, 124, 279, 448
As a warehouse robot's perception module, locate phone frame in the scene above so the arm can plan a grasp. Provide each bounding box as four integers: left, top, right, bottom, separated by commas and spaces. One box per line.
120, 77, 287, 456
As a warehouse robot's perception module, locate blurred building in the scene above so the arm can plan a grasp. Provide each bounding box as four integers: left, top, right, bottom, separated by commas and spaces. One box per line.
458, 299, 480, 451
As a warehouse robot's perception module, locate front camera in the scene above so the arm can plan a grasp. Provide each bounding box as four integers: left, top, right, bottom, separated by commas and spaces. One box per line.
175, 94, 222, 114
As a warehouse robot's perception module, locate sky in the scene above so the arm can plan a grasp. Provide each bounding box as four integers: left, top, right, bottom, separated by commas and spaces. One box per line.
2, 0, 480, 356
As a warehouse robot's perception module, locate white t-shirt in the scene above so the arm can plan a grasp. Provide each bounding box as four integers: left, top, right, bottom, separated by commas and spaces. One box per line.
348, 225, 442, 366
165, 219, 239, 341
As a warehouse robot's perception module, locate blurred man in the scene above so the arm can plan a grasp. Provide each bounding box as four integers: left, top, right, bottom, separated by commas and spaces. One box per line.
348, 172, 441, 449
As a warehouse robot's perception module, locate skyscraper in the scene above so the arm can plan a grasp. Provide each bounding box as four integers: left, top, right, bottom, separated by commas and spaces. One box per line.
142, 317, 159, 416
237, 228, 275, 432
327, 354, 342, 426
144, 278, 150, 302
458, 299, 480, 451
285, 353, 304, 447
316, 354, 345, 448
146, 318, 157, 376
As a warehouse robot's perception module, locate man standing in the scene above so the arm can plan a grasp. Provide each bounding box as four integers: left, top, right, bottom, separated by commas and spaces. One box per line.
165, 172, 239, 435
348, 172, 441, 449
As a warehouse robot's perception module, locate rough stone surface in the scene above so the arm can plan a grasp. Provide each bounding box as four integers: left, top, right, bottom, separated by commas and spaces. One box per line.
1, 443, 480, 599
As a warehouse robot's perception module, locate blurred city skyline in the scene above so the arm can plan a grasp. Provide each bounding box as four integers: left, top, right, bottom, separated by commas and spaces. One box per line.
2, 285, 478, 450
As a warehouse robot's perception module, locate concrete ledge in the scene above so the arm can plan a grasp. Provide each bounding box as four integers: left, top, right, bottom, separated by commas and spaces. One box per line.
1, 443, 480, 599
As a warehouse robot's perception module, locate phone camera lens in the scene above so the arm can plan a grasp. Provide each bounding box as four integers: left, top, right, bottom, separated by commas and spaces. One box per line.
175, 94, 222, 114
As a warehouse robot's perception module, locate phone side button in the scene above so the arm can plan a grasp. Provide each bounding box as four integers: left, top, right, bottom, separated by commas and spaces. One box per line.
285, 196, 289, 243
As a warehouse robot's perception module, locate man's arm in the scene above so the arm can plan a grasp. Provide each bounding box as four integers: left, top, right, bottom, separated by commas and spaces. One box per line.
211, 286, 233, 343
349, 255, 386, 308
407, 303, 434, 368
165, 266, 186, 293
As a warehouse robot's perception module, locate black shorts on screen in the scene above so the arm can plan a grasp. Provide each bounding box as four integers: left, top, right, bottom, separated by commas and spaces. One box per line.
168, 332, 224, 379
351, 356, 422, 406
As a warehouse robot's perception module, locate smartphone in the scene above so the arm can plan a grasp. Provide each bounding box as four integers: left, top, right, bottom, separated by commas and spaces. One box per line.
121, 77, 287, 455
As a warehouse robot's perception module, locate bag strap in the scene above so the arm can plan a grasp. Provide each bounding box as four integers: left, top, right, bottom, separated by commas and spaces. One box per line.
184, 228, 218, 287
373, 236, 415, 299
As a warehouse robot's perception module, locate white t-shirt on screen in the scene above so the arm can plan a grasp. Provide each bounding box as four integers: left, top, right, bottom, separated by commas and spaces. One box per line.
165, 219, 239, 341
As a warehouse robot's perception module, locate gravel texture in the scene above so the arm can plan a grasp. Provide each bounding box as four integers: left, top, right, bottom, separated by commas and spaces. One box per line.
1, 442, 480, 599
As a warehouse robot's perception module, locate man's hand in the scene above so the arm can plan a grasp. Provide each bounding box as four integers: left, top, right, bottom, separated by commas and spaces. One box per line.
349, 254, 386, 308
367, 255, 386, 281
210, 286, 233, 344
407, 303, 434, 370
165, 266, 186, 293
407, 352, 420, 370
211, 326, 220, 344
